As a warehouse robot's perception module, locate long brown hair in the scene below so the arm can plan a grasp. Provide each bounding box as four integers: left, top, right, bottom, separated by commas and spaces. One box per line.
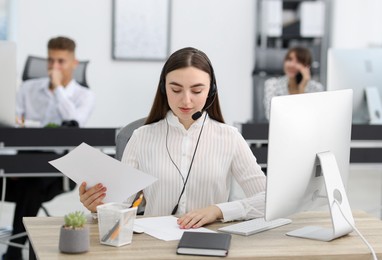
145, 47, 224, 124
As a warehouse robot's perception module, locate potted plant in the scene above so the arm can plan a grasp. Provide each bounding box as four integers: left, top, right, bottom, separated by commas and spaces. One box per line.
59, 211, 89, 254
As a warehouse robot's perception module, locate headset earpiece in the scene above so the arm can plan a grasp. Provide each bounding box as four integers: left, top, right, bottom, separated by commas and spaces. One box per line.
160, 78, 166, 95
208, 83, 217, 98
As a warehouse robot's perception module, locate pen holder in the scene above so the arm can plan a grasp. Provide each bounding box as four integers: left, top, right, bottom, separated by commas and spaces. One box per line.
97, 203, 137, 247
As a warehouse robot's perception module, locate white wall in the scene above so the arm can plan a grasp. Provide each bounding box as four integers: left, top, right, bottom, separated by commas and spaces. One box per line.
14, 0, 255, 128
331, 0, 382, 48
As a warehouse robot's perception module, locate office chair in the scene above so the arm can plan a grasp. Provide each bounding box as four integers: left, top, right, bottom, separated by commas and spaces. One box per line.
22, 55, 90, 88
252, 48, 287, 123
0, 177, 29, 253
115, 118, 147, 161
115, 118, 147, 214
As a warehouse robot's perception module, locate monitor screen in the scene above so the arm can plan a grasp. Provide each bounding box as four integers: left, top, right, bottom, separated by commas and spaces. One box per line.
327, 48, 382, 124
0, 41, 16, 127
265, 89, 354, 241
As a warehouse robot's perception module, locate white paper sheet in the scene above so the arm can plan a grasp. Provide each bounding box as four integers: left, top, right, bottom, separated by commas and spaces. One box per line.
134, 216, 215, 241
49, 142, 157, 203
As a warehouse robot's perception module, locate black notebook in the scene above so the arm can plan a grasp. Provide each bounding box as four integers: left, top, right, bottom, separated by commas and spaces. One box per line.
177, 231, 232, 257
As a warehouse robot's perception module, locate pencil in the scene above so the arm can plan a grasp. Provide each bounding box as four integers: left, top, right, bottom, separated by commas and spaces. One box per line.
109, 220, 122, 241
105, 200, 142, 242
101, 219, 120, 242
132, 193, 143, 208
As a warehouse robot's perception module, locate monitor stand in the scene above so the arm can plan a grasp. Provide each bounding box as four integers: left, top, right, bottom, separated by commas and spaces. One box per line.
286, 151, 354, 241
365, 87, 382, 124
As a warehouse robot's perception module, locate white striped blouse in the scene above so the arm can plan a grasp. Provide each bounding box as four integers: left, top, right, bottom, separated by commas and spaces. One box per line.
122, 111, 266, 222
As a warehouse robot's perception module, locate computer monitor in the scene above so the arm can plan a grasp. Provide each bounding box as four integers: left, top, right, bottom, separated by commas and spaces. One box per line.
0, 40, 16, 127
265, 89, 354, 241
327, 48, 382, 124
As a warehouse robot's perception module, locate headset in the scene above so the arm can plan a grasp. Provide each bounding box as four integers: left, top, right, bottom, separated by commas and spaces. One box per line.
161, 48, 218, 215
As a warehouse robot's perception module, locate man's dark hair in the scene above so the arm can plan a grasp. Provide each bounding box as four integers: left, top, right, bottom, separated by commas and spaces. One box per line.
47, 36, 76, 52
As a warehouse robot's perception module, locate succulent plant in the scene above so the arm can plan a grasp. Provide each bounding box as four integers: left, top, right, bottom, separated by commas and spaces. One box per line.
64, 211, 87, 229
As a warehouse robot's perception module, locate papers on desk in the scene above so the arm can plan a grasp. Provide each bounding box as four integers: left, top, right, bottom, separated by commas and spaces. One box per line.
49, 142, 157, 203
134, 216, 215, 241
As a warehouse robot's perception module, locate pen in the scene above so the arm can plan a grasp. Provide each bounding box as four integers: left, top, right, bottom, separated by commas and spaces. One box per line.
132, 193, 143, 208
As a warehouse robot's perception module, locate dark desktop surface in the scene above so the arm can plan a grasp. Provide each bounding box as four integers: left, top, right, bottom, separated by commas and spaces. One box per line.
241, 123, 382, 164
0, 127, 117, 173
0, 127, 116, 147
241, 123, 382, 140
1, 124, 381, 174
0, 152, 63, 173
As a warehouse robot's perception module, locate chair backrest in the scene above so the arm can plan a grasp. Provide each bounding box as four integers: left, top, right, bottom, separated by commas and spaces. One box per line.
252, 48, 288, 123
22, 55, 90, 88
115, 118, 147, 161
253, 48, 288, 76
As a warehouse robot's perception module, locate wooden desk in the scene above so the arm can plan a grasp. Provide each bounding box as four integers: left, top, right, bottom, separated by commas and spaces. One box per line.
23, 211, 382, 260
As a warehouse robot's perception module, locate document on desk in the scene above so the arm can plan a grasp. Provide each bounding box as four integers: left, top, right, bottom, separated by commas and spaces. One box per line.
49, 142, 157, 203
134, 216, 215, 241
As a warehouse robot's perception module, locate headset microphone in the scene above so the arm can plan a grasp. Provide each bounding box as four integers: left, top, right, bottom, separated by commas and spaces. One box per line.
191, 111, 202, 121
191, 92, 217, 121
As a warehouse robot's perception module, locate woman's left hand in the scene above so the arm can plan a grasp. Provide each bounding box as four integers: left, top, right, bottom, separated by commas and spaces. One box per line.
177, 205, 223, 229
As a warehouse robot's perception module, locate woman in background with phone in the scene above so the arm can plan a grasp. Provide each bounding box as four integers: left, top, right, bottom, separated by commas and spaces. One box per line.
263, 47, 324, 120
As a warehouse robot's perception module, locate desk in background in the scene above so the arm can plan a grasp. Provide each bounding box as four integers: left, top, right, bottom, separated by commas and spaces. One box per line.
23, 211, 382, 260
240, 123, 382, 165
0, 128, 117, 176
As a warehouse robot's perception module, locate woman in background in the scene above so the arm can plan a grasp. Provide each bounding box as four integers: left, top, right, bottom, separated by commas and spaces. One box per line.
263, 47, 324, 120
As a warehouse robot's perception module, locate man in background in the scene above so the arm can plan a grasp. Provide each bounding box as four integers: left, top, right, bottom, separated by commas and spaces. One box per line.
2, 36, 94, 260
16, 36, 95, 127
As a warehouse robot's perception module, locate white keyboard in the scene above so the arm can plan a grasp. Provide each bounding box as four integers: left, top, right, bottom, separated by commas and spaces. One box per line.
218, 218, 292, 236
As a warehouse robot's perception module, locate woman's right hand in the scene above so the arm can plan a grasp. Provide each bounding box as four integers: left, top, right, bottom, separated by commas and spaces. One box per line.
296, 63, 311, 83
79, 182, 107, 212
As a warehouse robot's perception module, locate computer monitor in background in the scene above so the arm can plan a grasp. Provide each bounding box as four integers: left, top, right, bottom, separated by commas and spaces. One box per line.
327, 48, 382, 124
265, 89, 354, 241
0, 41, 17, 127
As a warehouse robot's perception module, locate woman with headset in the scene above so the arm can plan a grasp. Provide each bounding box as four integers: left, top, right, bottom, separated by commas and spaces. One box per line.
79, 47, 266, 229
